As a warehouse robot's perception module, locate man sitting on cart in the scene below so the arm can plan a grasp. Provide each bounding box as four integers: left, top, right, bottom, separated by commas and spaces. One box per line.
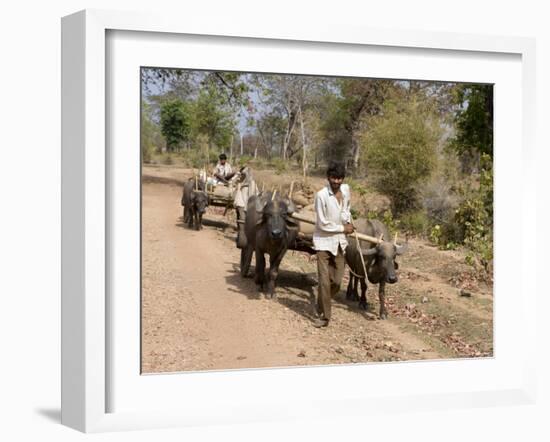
213, 153, 235, 185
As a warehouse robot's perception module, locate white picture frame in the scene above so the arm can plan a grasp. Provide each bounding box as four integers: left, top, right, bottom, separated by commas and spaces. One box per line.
61, 9, 537, 433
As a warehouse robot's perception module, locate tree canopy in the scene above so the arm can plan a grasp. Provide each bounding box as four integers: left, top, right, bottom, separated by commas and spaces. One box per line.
451, 83, 493, 160
159, 99, 192, 151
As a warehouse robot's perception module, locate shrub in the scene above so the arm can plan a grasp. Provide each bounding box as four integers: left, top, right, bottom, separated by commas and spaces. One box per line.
238, 155, 254, 167
400, 210, 429, 236
208, 150, 220, 164
456, 154, 493, 267
347, 178, 368, 197
350, 208, 361, 220
428, 224, 459, 250
429, 224, 442, 245
366, 210, 378, 220
178, 134, 218, 169
428, 154, 493, 270
269, 157, 287, 175
454, 191, 493, 268
360, 99, 441, 213
381, 210, 400, 236
178, 150, 201, 169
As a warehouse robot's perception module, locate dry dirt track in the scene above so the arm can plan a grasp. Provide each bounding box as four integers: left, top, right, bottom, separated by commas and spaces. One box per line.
141, 179, 493, 373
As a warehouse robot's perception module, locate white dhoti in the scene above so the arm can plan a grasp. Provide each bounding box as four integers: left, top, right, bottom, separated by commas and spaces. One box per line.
234, 181, 258, 209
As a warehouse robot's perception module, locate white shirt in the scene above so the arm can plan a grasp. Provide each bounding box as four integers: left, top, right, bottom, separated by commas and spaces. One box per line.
214, 162, 232, 177
313, 183, 352, 256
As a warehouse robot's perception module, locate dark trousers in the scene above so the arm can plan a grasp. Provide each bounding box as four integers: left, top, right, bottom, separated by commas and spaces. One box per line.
316, 247, 345, 321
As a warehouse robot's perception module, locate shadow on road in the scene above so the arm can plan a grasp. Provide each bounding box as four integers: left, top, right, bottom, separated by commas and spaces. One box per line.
174, 216, 231, 231
202, 218, 231, 229
224, 258, 379, 322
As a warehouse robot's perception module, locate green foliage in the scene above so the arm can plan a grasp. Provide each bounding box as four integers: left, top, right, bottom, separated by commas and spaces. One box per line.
256, 112, 286, 158
450, 84, 493, 165
350, 208, 361, 220
428, 225, 458, 250
381, 210, 400, 236
366, 210, 378, 220
399, 210, 429, 236
347, 179, 368, 197
195, 134, 216, 167
193, 86, 236, 151
427, 154, 493, 269
208, 151, 221, 164
429, 224, 442, 245
453, 155, 493, 269
361, 99, 441, 213
238, 155, 254, 167
269, 157, 287, 175
160, 99, 191, 151
319, 92, 350, 161
176, 134, 221, 168
319, 79, 394, 167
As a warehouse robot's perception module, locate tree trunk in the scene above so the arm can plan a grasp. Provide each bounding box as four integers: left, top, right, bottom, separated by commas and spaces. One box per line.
282, 100, 297, 161
350, 119, 363, 171
282, 130, 290, 160
352, 135, 360, 170
299, 105, 308, 179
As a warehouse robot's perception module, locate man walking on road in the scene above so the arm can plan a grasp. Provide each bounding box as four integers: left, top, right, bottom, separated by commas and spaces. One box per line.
312, 162, 354, 328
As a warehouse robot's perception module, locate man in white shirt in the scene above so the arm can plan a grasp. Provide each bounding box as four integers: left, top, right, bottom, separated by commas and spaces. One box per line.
312, 162, 355, 327
213, 153, 235, 184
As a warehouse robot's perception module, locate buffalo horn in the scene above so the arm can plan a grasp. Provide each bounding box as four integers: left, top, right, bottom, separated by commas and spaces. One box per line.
395, 243, 408, 255
361, 247, 378, 256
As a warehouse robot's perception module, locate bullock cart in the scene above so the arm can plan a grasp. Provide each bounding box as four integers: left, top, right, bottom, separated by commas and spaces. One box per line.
189, 170, 238, 213
204, 181, 236, 212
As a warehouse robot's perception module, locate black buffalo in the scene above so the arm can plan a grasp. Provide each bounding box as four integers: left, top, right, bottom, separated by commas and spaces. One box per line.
181, 178, 209, 230
240, 192, 297, 298
345, 218, 407, 319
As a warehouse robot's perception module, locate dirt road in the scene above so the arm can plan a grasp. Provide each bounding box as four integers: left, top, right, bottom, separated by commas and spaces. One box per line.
141, 179, 493, 373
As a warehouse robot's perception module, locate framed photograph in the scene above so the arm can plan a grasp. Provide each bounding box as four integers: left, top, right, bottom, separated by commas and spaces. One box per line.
61, 9, 537, 433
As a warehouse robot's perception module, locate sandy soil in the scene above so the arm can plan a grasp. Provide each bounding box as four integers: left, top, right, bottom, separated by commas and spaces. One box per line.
141, 173, 493, 373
